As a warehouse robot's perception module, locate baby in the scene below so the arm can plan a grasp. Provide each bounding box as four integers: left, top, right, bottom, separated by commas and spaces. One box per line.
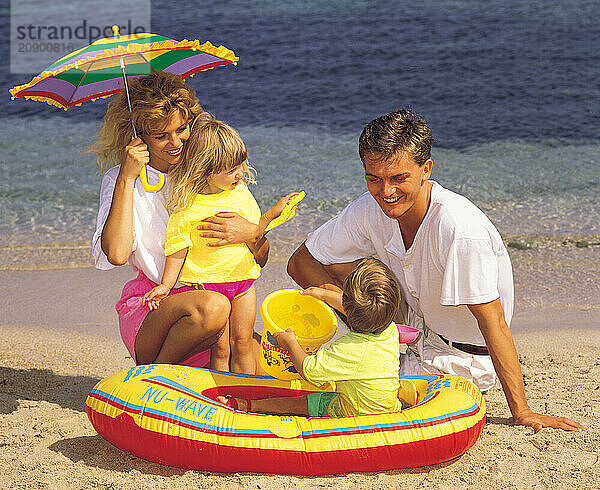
219, 257, 404, 417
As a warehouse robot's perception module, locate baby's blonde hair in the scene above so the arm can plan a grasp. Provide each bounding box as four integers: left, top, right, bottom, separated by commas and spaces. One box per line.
342, 257, 401, 334
89, 71, 203, 172
167, 115, 255, 213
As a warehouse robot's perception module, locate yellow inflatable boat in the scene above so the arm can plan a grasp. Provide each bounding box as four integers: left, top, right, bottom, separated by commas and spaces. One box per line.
86, 364, 486, 474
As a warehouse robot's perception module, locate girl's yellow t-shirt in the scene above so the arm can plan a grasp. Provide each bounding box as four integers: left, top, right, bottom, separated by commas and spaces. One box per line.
165, 183, 261, 284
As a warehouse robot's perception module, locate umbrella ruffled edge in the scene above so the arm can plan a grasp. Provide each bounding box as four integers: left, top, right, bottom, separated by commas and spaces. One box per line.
10, 92, 116, 110
9, 38, 239, 110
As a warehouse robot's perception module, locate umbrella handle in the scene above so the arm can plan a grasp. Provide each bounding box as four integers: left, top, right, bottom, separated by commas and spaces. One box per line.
140, 165, 165, 192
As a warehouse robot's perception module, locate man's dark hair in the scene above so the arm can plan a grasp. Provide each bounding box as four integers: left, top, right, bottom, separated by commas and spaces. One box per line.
359, 109, 433, 166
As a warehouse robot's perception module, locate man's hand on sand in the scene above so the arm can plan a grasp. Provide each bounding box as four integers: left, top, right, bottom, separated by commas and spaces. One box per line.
514, 409, 586, 432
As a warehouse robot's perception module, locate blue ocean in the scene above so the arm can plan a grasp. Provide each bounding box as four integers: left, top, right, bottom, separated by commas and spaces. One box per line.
1, 0, 599, 267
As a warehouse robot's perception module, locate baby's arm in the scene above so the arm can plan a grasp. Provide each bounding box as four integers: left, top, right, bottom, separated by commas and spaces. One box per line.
301, 285, 345, 315
273, 329, 309, 378
142, 248, 187, 310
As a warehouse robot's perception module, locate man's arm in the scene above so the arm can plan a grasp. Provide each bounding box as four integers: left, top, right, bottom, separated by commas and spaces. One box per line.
287, 243, 363, 326
468, 299, 585, 432
287, 242, 361, 289
301, 286, 345, 315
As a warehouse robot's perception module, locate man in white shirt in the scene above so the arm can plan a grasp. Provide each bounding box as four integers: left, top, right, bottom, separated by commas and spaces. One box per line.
287, 109, 583, 432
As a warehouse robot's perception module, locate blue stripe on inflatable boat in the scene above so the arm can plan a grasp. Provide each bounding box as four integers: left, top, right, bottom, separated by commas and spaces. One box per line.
302, 403, 480, 436
145, 375, 213, 402
89, 386, 480, 438
89, 388, 274, 435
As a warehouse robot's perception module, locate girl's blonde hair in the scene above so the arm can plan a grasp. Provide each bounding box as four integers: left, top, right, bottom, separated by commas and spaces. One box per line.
167, 115, 256, 213
89, 71, 203, 171
342, 257, 401, 334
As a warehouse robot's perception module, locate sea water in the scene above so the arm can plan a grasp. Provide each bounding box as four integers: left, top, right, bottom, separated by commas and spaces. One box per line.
1, 1, 599, 281
1, 117, 599, 248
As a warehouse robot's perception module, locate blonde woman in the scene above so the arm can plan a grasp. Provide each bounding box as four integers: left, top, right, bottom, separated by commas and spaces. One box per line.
91, 71, 262, 368
143, 117, 297, 374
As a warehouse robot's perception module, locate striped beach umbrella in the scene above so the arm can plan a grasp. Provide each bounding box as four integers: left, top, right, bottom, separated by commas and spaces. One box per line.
9, 26, 238, 190
9, 27, 238, 110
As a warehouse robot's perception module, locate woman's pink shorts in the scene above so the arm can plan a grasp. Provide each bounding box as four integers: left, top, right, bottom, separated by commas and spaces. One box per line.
115, 270, 210, 367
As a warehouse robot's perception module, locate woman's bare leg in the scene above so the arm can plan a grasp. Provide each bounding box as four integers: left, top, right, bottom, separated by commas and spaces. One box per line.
229, 285, 257, 374
135, 289, 230, 365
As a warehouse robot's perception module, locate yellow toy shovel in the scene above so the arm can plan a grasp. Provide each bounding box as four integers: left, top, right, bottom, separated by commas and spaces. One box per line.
265, 191, 306, 232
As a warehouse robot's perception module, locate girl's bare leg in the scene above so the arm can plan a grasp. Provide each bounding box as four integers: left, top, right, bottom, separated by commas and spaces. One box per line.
210, 319, 231, 371
216, 395, 309, 416
135, 289, 230, 365
229, 285, 257, 374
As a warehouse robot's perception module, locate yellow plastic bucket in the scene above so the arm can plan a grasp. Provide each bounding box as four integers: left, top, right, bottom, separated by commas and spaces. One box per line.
259, 289, 338, 380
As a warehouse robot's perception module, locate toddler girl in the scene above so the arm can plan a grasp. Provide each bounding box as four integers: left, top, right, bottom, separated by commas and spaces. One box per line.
143, 115, 297, 374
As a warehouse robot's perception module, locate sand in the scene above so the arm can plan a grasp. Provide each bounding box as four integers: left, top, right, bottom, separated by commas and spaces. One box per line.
1, 259, 599, 489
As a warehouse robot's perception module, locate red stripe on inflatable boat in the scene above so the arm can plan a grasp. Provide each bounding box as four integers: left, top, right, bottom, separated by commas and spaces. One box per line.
88, 391, 139, 415
87, 390, 481, 441
87, 390, 285, 439
86, 406, 485, 474
304, 404, 481, 440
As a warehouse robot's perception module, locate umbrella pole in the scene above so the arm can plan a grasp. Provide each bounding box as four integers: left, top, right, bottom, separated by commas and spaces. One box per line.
119, 58, 164, 192
119, 58, 138, 138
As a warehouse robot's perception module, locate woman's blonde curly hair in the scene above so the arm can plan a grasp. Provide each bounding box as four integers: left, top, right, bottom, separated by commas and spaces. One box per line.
89, 71, 203, 172
166, 115, 256, 213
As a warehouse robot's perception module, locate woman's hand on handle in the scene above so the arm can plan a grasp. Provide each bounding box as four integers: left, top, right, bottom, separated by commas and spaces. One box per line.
120, 137, 150, 181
